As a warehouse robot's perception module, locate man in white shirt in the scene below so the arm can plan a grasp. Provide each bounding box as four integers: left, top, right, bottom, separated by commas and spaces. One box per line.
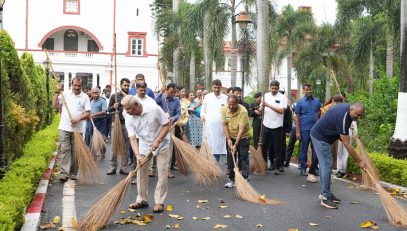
201, 79, 228, 161
121, 95, 170, 213
52, 77, 91, 182
262, 80, 287, 175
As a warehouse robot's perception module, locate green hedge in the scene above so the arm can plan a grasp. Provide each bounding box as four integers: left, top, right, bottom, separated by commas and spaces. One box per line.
0, 116, 59, 231
347, 152, 407, 187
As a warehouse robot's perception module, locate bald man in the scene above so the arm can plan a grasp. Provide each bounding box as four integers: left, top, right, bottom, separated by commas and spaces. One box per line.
310, 102, 365, 209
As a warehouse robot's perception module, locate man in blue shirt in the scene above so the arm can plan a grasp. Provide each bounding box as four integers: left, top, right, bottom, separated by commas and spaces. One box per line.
295, 83, 321, 179
129, 73, 156, 99
87, 88, 107, 158
155, 83, 181, 178
311, 102, 365, 209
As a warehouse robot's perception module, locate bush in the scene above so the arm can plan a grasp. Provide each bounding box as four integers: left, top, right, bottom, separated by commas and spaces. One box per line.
347, 152, 407, 187
0, 116, 59, 231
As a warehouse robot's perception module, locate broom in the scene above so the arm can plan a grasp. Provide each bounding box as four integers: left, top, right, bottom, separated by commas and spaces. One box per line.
229, 144, 284, 205
45, 50, 103, 185
90, 118, 106, 159
354, 134, 380, 189
111, 34, 127, 163
200, 128, 219, 164
171, 134, 222, 186
79, 152, 153, 230
250, 97, 267, 174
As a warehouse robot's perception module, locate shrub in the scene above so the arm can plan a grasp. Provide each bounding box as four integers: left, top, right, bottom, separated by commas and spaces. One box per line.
0, 116, 59, 231
347, 152, 407, 187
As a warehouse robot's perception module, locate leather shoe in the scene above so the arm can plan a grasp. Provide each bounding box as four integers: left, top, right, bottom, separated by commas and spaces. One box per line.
279, 167, 284, 172
300, 169, 308, 176
119, 169, 129, 175
107, 169, 116, 175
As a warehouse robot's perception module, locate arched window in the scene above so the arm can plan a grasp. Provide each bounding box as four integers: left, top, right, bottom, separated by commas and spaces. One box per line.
64, 30, 78, 51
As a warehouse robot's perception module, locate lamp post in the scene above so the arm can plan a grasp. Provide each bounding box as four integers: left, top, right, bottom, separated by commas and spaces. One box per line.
234, 11, 252, 96
43, 59, 51, 125
0, 0, 7, 170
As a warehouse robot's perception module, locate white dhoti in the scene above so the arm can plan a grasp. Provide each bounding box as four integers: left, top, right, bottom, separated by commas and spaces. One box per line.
205, 121, 226, 154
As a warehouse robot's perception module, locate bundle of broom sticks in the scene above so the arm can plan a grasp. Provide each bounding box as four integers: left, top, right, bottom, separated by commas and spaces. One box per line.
79, 151, 153, 230
249, 94, 267, 174
200, 127, 220, 164
354, 134, 407, 227
90, 118, 106, 159
45, 50, 103, 184
229, 144, 284, 205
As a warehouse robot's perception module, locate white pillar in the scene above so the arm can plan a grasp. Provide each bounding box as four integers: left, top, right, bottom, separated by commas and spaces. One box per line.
64, 72, 70, 91
92, 72, 98, 88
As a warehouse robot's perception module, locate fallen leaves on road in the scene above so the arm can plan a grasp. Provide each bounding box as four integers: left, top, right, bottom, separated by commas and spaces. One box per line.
39, 222, 56, 230
53, 216, 60, 224
214, 224, 228, 229
350, 201, 359, 204
128, 208, 137, 212
57, 227, 64, 231
223, 215, 232, 219
256, 224, 263, 227
326, 216, 332, 219
169, 214, 181, 219
120, 210, 126, 214
235, 215, 244, 219
259, 195, 267, 203
202, 216, 211, 220
143, 214, 154, 224
166, 204, 174, 211
288, 229, 299, 231
360, 220, 379, 229
219, 205, 228, 209
309, 222, 319, 226
198, 199, 209, 203
174, 223, 180, 229
192, 217, 198, 220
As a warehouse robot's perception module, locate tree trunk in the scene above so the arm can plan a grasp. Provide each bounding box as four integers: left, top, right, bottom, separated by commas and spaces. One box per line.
173, 0, 181, 85
203, 13, 213, 89
287, 50, 292, 98
389, 0, 407, 159
256, 0, 269, 93
230, 3, 237, 87
325, 68, 331, 101
369, 44, 374, 95
190, 50, 196, 91
386, 32, 394, 78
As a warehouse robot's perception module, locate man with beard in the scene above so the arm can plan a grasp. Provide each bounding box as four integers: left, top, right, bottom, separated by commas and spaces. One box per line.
250, 92, 262, 149
107, 78, 131, 175
232, 87, 250, 113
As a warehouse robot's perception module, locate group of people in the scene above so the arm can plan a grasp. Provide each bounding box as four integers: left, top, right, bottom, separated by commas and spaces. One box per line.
54, 75, 366, 212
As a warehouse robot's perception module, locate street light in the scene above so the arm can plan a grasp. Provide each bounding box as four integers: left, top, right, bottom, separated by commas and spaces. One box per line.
43, 59, 51, 125
0, 0, 7, 170
234, 11, 252, 96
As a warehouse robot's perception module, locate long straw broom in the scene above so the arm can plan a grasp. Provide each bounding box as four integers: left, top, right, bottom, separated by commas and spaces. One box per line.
250, 96, 267, 174
229, 145, 284, 205
200, 127, 219, 164
111, 34, 127, 163
79, 152, 153, 230
171, 134, 222, 186
90, 118, 106, 159
45, 50, 103, 184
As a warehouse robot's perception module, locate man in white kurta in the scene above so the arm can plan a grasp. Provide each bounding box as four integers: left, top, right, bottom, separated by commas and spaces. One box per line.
122, 95, 170, 213
201, 79, 228, 161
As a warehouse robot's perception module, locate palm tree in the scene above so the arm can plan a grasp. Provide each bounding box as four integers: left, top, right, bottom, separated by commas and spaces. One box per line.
256, 0, 269, 93
389, 0, 407, 159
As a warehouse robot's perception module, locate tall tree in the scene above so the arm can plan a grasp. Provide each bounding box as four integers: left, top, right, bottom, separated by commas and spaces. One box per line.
256, 0, 269, 93
389, 0, 407, 159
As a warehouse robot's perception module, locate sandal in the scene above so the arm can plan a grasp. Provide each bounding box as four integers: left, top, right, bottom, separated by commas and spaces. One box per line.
153, 204, 164, 213
128, 201, 148, 209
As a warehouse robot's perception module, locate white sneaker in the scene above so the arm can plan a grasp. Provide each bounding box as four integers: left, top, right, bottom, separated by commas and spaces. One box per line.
307, 174, 318, 183
224, 181, 235, 188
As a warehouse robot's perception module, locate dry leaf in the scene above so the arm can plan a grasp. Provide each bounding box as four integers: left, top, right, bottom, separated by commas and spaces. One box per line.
165, 225, 171, 229
288, 229, 299, 231
309, 222, 319, 226
219, 205, 228, 209
71, 217, 78, 229
143, 214, 154, 224
235, 215, 244, 219
174, 223, 180, 229
169, 214, 180, 219
57, 227, 64, 231
166, 204, 174, 211
192, 217, 198, 220
177, 217, 184, 220
40, 222, 56, 230
371, 225, 380, 230
133, 220, 147, 226
135, 213, 141, 217
214, 224, 228, 229
360, 220, 377, 228
219, 199, 225, 203
198, 200, 209, 203
350, 202, 359, 204
256, 224, 263, 227
301, 185, 306, 187
120, 210, 126, 214
128, 208, 136, 212
259, 195, 267, 203
223, 215, 232, 219
53, 215, 61, 224
196, 205, 201, 209
202, 216, 211, 220
326, 216, 332, 219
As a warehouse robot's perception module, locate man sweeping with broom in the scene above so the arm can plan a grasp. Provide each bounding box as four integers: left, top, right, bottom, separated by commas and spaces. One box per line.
222, 94, 251, 188
310, 102, 365, 209
53, 77, 91, 182
121, 95, 171, 213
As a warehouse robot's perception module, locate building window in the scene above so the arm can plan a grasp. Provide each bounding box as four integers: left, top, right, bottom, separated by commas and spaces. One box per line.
64, 30, 78, 51
42, 38, 54, 50
127, 32, 147, 57
64, 0, 80, 15
88, 40, 99, 52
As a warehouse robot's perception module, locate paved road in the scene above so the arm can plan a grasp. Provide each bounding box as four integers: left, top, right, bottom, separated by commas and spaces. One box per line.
40, 143, 407, 231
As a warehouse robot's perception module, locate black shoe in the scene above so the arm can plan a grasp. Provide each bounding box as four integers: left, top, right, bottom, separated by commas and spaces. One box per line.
119, 169, 129, 175
329, 194, 341, 204
268, 167, 275, 171
335, 171, 345, 178
300, 169, 308, 176
274, 169, 279, 175
320, 198, 338, 209
279, 167, 284, 172
284, 162, 290, 167
59, 174, 69, 182
107, 169, 116, 175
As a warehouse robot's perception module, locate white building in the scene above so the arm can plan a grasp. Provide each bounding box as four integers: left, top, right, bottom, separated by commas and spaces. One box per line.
3, 0, 160, 91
